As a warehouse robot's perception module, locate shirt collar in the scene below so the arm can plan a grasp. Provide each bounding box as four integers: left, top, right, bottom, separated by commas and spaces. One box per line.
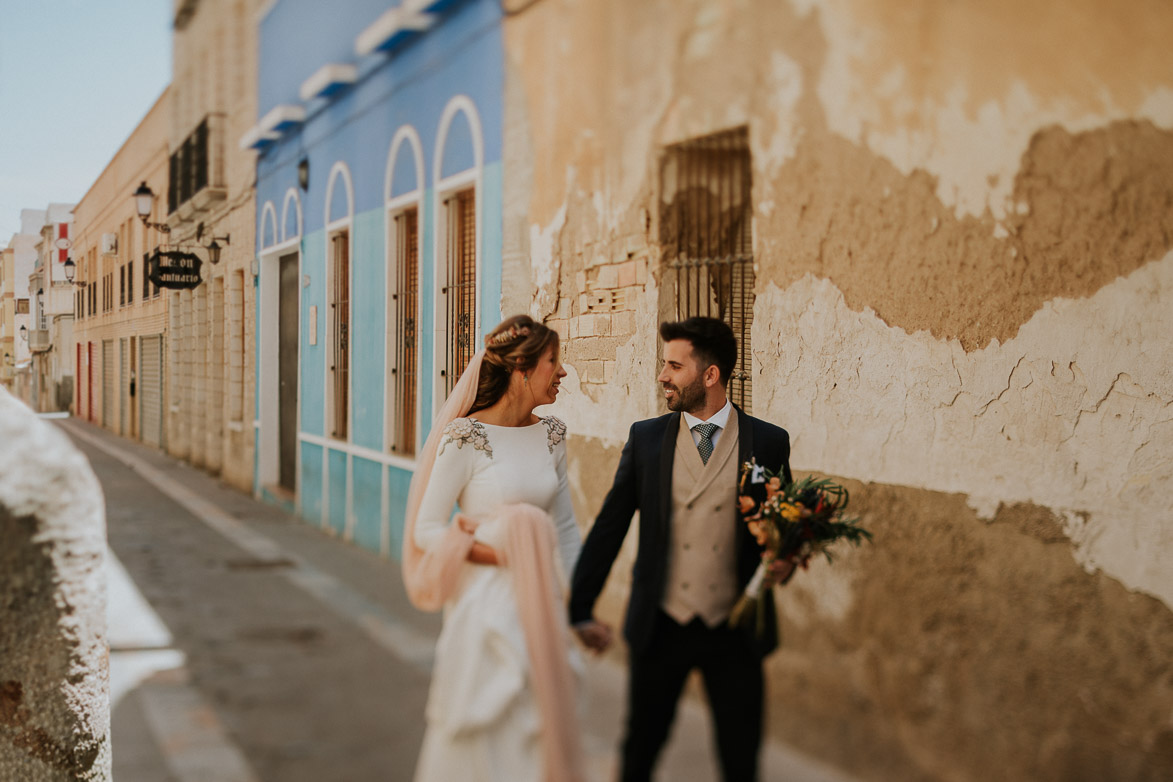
683, 399, 733, 431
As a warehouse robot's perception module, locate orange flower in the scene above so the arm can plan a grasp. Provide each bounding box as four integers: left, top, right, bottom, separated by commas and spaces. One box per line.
777, 502, 802, 522
747, 520, 769, 545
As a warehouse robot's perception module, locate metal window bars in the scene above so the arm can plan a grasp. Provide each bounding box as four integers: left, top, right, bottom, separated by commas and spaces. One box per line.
391, 207, 419, 455
442, 189, 476, 400
660, 127, 755, 412
331, 231, 350, 439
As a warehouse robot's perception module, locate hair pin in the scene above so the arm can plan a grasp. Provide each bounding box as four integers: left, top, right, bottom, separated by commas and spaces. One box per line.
488, 325, 531, 346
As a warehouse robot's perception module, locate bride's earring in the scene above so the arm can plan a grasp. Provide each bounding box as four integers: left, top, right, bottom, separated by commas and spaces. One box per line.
524, 375, 529, 385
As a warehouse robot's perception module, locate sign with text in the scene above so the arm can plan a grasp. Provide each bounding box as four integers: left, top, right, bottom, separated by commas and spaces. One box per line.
147, 250, 203, 290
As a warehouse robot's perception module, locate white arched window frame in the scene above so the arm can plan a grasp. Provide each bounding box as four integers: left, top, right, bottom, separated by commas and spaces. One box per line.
255, 188, 303, 503
431, 95, 484, 417
384, 126, 426, 463
323, 161, 355, 444
259, 201, 279, 250
281, 187, 303, 244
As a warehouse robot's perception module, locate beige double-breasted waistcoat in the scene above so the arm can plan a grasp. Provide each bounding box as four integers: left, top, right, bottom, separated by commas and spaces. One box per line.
662, 412, 741, 627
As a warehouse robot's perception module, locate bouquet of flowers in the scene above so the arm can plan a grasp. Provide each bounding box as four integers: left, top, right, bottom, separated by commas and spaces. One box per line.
729, 459, 873, 635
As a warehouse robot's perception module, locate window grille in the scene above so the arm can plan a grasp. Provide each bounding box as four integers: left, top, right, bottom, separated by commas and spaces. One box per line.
391, 207, 419, 455
660, 127, 755, 412
120, 266, 126, 307
127, 226, 134, 304
167, 116, 218, 214
330, 231, 350, 439
441, 189, 476, 400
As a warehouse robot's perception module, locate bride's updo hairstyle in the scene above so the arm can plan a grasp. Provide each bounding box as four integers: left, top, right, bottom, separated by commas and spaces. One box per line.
468, 314, 558, 414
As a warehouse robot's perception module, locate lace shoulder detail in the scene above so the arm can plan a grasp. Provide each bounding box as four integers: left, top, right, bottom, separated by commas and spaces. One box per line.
438, 418, 493, 459
541, 416, 567, 453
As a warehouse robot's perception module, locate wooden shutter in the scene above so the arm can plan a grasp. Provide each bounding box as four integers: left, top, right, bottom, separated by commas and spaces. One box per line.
331, 231, 350, 439
392, 208, 419, 455
443, 189, 476, 399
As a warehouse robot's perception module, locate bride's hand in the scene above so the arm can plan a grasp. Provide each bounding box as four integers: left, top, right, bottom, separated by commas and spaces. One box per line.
456, 513, 478, 534
573, 620, 613, 654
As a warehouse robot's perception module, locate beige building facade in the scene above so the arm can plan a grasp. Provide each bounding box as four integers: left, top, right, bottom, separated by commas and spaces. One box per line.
162, 0, 261, 490
72, 89, 171, 448
502, 1, 1173, 780
27, 204, 76, 413
0, 245, 15, 386
3, 210, 46, 401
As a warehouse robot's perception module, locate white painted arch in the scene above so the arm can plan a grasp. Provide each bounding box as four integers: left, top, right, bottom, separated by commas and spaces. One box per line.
259, 201, 278, 250
281, 188, 303, 243
385, 125, 425, 204
384, 125, 426, 460
324, 161, 355, 229
430, 95, 485, 417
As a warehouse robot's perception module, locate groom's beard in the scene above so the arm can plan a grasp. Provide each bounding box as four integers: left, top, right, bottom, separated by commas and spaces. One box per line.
663, 375, 706, 414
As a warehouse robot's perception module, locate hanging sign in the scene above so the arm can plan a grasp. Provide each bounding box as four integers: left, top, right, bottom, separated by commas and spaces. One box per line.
147, 249, 204, 290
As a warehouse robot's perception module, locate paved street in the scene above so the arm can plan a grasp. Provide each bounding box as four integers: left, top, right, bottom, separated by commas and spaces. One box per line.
61, 417, 858, 782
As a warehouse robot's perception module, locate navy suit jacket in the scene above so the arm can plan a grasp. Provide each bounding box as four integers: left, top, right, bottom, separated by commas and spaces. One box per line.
569, 405, 792, 657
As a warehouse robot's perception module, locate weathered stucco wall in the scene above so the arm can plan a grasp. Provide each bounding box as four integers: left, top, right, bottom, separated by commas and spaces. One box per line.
0, 389, 110, 780
504, 0, 1173, 779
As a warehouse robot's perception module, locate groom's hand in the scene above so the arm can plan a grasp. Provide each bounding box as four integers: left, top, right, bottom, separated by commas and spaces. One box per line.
763, 557, 796, 588
573, 620, 613, 654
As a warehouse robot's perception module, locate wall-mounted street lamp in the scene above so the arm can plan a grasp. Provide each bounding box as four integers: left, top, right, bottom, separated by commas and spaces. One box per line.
298, 157, 310, 192
195, 222, 230, 264
63, 258, 86, 287
132, 182, 172, 233
19, 324, 28, 342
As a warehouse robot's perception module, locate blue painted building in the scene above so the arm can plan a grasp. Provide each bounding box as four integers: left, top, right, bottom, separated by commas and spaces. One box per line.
248, 0, 503, 557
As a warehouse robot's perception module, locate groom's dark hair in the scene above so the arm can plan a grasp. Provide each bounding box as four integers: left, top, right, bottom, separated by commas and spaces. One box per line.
659, 317, 737, 385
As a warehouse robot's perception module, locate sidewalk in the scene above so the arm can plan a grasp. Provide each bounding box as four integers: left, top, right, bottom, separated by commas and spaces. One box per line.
62, 417, 859, 782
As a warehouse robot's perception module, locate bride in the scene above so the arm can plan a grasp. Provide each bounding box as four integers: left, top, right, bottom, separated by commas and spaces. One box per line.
402, 315, 586, 782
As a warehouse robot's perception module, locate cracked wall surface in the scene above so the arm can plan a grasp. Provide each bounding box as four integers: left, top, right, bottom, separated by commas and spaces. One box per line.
504, 0, 1173, 779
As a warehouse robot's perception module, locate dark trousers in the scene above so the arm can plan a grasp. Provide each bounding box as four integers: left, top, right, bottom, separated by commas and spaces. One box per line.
621, 610, 764, 782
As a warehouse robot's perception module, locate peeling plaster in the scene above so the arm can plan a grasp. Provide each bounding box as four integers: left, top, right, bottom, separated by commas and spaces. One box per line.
806, 0, 1173, 220
755, 251, 1173, 607
755, 51, 805, 178
528, 202, 567, 321
550, 286, 663, 444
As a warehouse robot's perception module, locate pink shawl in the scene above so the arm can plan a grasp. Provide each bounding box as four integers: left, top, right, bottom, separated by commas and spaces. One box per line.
402, 351, 585, 781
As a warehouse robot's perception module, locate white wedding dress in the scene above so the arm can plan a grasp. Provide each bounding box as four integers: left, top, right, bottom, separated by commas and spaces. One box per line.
412, 415, 582, 782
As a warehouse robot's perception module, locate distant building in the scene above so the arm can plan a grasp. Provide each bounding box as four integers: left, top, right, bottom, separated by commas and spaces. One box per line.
72, 89, 170, 445
161, 0, 262, 490
4, 210, 46, 398
26, 204, 75, 412
0, 244, 14, 385
247, 0, 505, 551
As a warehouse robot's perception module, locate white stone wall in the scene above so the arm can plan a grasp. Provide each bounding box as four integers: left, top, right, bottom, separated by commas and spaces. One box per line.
0, 388, 110, 780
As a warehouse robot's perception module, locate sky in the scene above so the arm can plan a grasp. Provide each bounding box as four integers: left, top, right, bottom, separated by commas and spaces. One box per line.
0, 0, 171, 242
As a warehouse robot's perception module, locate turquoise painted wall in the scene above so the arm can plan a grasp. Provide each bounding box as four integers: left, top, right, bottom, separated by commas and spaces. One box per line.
254, 0, 505, 562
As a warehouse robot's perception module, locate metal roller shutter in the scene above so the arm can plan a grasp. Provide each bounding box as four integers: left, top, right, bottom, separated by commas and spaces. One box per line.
140, 335, 163, 448
102, 339, 114, 429
120, 337, 129, 436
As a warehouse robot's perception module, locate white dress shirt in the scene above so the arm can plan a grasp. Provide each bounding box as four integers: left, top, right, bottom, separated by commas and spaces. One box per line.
682, 399, 733, 452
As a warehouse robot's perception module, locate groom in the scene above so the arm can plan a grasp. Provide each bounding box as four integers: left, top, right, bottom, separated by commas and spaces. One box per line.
570, 316, 793, 782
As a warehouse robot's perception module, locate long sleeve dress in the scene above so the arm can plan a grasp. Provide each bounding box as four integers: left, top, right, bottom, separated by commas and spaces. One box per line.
412, 415, 582, 782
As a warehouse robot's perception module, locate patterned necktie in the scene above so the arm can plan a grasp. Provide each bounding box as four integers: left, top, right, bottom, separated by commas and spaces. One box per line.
692, 422, 718, 465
